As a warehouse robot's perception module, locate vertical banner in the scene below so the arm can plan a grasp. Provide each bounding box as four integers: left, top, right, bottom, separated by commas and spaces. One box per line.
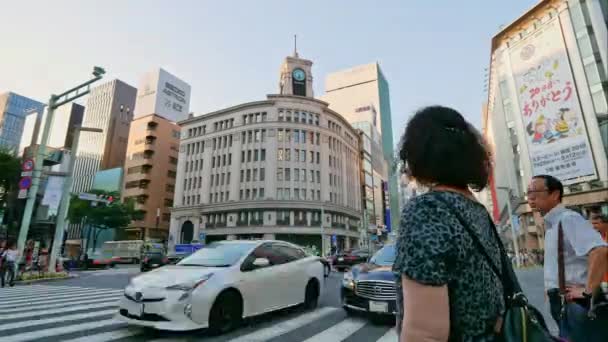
508, 19, 597, 184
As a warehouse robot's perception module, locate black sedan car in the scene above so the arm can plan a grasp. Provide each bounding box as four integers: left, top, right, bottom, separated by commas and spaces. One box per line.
332, 249, 370, 272
341, 244, 397, 317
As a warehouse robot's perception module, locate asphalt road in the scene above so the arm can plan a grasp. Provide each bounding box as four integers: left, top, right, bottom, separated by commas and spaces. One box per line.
0, 265, 554, 341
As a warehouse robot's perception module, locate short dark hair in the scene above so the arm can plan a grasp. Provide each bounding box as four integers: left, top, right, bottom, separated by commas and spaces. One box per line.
591, 213, 608, 223
398, 105, 490, 191
532, 174, 563, 201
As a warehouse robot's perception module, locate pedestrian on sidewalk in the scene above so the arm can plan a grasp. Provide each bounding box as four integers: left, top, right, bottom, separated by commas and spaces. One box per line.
0, 240, 18, 287
527, 175, 608, 341
393, 106, 505, 341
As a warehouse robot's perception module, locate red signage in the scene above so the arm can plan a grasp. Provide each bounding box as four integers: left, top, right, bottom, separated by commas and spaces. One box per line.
22, 159, 34, 171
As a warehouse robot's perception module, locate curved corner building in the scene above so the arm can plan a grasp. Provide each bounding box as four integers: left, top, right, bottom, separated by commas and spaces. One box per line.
169, 53, 363, 253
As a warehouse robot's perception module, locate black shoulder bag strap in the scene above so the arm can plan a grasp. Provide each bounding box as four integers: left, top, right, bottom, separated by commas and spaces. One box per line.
434, 196, 520, 299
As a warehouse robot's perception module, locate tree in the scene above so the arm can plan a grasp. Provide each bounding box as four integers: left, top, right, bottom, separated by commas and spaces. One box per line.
68, 190, 145, 253
0, 148, 21, 238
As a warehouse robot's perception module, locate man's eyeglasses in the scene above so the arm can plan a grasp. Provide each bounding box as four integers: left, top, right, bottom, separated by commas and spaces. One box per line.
527, 189, 549, 198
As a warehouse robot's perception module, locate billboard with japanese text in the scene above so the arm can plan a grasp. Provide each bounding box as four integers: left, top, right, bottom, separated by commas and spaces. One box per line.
508, 18, 597, 184
134, 68, 191, 122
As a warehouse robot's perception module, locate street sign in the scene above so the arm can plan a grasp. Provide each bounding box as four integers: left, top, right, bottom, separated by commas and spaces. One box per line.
22, 159, 34, 171
78, 192, 98, 201
19, 177, 32, 190
20, 171, 33, 177
18, 189, 28, 199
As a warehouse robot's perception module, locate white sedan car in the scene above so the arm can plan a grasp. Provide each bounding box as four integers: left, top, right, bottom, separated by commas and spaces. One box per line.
116, 240, 326, 333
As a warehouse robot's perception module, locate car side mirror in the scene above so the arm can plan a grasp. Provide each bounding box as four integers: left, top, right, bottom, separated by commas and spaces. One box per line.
252, 258, 270, 268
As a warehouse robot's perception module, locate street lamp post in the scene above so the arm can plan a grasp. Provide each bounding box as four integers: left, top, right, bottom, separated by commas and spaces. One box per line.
497, 186, 521, 267
48, 126, 103, 273
16, 67, 105, 265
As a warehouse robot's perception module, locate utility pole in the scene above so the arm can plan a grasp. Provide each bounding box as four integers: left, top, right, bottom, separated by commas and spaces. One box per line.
320, 206, 325, 257
16, 67, 105, 265
48, 126, 103, 273
497, 186, 521, 267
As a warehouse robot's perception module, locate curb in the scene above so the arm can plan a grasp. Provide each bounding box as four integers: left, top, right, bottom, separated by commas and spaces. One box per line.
14, 274, 79, 285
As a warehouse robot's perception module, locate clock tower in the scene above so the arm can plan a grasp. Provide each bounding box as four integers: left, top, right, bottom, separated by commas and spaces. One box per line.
279, 47, 314, 97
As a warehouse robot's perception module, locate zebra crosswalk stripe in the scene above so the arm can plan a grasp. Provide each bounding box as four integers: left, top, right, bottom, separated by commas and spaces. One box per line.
0, 309, 116, 332
377, 328, 398, 342
227, 306, 339, 342
301, 317, 368, 342
0, 284, 398, 342
3, 318, 121, 342
0, 292, 121, 309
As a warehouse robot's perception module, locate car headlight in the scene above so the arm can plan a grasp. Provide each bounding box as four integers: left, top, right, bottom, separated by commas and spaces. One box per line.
166, 273, 214, 292
342, 271, 355, 289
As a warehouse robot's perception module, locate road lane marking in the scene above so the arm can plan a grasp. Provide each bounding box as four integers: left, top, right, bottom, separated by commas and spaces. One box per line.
0, 309, 116, 332
376, 327, 398, 342
301, 317, 367, 342
0, 292, 121, 309
0, 297, 121, 313
0, 301, 118, 320
227, 307, 339, 342
2, 318, 122, 342
60, 328, 143, 342
0, 289, 122, 306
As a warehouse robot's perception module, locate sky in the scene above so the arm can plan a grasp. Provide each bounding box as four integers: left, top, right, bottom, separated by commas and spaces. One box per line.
0, 0, 538, 144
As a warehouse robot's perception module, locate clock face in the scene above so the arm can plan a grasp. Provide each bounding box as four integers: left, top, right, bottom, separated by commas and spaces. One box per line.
292, 68, 306, 82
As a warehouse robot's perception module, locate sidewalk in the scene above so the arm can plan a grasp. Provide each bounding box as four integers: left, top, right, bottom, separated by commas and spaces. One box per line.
515, 266, 558, 335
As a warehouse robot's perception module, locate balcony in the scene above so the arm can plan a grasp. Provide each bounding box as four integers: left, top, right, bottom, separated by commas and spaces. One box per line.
276, 219, 290, 226
236, 220, 249, 227
250, 219, 263, 226
294, 219, 308, 226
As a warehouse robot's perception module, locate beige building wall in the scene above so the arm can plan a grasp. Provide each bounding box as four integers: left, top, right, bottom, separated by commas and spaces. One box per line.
122, 114, 180, 240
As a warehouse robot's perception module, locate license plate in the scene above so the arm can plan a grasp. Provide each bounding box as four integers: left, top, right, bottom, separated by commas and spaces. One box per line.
127, 301, 144, 317
338, 258, 344, 261
369, 301, 388, 313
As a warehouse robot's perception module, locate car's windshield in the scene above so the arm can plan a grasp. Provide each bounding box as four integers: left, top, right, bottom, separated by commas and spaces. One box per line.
177, 242, 255, 267
369, 245, 396, 266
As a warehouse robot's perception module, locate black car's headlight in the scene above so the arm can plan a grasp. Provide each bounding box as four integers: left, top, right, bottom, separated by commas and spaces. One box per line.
342, 271, 355, 289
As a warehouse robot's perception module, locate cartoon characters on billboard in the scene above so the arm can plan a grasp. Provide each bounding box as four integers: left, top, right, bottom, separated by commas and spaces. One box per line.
526, 107, 582, 145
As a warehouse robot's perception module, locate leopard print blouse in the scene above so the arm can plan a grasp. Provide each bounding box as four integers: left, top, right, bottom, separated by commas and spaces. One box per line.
393, 191, 505, 341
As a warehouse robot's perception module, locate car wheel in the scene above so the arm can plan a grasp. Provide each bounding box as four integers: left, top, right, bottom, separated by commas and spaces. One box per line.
209, 290, 243, 335
303, 279, 320, 310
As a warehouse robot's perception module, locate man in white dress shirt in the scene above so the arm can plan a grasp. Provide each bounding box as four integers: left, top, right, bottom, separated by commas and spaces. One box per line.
527, 175, 608, 341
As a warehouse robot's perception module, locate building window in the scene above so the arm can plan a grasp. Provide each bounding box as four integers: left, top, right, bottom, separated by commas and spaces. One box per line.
294, 130, 300, 143
277, 168, 284, 181
254, 149, 259, 161
241, 151, 245, 163
317, 171, 320, 183
240, 170, 244, 182
247, 150, 252, 162
246, 169, 251, 182
285, 168, 291, 181
255, 130, 261, 142
240, 189, 244, 200
227, 172, 231, 184
278, 149, 284, 161
253, 168, 259, 181
285, 148, 291, 161
300, 150, 306, 162
279, 110, 284, 121
167, 171, 177, 178
316, 152, 320, 164
261, 149, 266, 161
301, 130, 306, 143
278, 129, 284, 142
261, 129, 266, 142
294, 168, 299, 181
310, 151, 315, 163
260, 168, 265, 181
295, 149, 300, 162
259, 188, 264, 199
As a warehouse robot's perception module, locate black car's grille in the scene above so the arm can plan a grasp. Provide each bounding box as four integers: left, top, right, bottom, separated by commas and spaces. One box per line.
355, 280, 396, 300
